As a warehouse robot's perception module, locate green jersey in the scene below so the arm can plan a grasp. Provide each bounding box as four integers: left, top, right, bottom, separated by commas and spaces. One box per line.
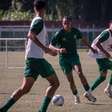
26, 16, 47, 59
51, 27, 82, 56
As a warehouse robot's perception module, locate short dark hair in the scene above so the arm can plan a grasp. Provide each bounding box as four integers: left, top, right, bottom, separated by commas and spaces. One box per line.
34, 0, 46, 10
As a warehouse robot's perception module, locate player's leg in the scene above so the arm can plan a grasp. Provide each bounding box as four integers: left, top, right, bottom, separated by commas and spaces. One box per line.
0, 77, 35, 112
74, 64, 90, 92
74, 64, 96, 102
104, 59, 112, 98
72, 55, 90, 93
107, 74, 112, 90
65, 71, 80, 104
108, 74, 112, 88
59, 57, 79, 104
91, 59, 110, 91
38, 59, 59, 112
38, 75, 59, 112
91, 71, 107, 91
104, 74, 112, 98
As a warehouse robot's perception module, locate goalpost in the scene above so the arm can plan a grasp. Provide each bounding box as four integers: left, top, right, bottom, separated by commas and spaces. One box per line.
0, 38, 26, 69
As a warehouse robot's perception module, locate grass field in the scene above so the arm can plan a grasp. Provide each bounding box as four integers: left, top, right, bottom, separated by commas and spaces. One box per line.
0, 51, 112, 112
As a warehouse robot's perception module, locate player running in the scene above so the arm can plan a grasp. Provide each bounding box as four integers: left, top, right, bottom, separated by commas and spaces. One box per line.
88, 21, 112, 98
49, 16, 96, 104
0, 1, 59, 112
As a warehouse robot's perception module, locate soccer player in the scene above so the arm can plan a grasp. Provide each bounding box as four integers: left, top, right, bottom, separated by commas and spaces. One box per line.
0, 0, 59, 112
88, 21, 112, 98
49, 16, 96, 104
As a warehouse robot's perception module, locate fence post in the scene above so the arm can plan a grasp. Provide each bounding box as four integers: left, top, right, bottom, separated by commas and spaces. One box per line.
5, 39, 8, 68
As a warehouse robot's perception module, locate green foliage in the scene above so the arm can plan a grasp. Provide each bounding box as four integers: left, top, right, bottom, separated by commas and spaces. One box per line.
0, 10, 4, 20
0, 10, 33, 21
0, 0, 111, 21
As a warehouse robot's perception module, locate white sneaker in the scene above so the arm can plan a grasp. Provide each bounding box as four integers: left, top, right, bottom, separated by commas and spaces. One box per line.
83, 92, 96, 102
74, 96, 80, 104
104, 88, 112, 98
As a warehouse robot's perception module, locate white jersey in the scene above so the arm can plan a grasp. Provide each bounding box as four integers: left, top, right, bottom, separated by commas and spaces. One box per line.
25, 16, 47, 59
88, 29, 112, 59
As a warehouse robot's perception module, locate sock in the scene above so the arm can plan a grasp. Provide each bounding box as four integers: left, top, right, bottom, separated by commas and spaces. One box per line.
91, 75, 106, 91
0, 97, 16, 112
80, 76, 90, 91
72, 89, 78, 96
109, 74, 112, 85
38, 96, 51, 112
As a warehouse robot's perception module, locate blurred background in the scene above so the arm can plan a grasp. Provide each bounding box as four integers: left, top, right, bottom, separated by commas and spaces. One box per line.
0, 0, 112, 68
0, 0, 111, 23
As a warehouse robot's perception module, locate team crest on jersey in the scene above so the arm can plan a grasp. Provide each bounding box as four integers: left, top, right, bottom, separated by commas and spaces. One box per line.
62, 38, 66, 42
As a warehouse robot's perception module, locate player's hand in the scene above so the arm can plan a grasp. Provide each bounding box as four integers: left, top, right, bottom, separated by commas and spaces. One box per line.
43, 47, 57, 56
59, 48, 67, 54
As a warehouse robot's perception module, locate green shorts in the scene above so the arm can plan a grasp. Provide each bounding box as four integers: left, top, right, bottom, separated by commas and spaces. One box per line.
24, 58, 56, 80
59, 54, 81, 74
96, 58, 112, 73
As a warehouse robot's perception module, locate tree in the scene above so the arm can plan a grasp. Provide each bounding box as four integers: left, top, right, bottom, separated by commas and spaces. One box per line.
0, 0, 111, 22
0, 0, 12, 10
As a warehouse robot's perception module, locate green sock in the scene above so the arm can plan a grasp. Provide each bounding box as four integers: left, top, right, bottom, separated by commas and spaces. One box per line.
38, 96, 51, 112
109, 74, 112, 85
91, 75, 106, 91
0, 97, 16, 112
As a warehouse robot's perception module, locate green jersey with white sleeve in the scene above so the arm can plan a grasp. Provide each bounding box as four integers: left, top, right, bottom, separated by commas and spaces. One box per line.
88, 29, 112, 58
25, 16, 47, 59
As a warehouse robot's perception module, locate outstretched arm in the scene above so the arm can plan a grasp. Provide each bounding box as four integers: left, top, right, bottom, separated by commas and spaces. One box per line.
49, 44, 67, 54
96, 40, 112, 58
81, 37, 97, 53
27, 31, 57, 56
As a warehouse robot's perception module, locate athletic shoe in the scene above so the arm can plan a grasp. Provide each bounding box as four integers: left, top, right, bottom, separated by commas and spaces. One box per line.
83, 92, 96, 102
104, 88, 112, 98
74, 96, 80, 104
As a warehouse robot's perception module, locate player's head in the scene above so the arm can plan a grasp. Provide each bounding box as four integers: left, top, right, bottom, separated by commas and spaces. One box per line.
109, 20, 112, 31
62, 16, 72, 31
34, 0, 46, 13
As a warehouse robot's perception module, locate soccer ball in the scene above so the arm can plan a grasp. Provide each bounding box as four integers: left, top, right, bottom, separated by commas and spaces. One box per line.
51, 95, 64, 106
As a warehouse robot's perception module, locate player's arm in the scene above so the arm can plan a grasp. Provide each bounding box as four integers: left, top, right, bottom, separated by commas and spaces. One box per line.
81, 37, 97, 53
49, 44, 67, 54
96, 40, 111, 58
27, 31, 46, 50
28, 31, 57, 56
95, 31, 111, 58
49, 31, 67, 54
75, 28, 97, 53
27, 19, 57, 56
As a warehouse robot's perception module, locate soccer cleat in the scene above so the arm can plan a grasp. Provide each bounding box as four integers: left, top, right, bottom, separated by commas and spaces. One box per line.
74, 96, 80, 104
83, 92, 96, 102
104, 88, 112, 98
